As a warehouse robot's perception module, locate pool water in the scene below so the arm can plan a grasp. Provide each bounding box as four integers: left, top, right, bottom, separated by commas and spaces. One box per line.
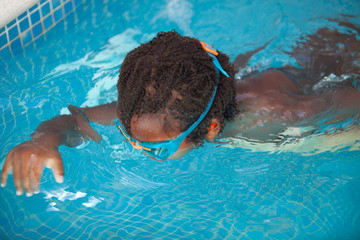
1, 0, 360, 239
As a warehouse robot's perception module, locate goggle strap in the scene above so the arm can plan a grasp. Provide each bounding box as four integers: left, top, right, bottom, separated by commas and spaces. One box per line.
200, 42, 218, 56
200, 41, 230, 78
118, 125, 151, 151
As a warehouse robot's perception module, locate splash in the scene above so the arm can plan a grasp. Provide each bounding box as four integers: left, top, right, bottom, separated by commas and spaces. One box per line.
43, 28, 144, 79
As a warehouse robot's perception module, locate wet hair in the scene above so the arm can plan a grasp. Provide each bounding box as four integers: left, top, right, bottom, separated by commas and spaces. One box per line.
117, 30, 237, 145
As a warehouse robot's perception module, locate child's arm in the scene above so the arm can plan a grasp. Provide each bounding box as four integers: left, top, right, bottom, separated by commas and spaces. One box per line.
1, 101, 118, 196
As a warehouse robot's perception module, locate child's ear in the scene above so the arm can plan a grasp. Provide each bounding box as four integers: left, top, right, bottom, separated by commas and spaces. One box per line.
205, 118, 221, 140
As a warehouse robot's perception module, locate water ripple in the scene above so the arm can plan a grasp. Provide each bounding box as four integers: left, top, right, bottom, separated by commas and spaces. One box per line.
117, 167, 169, 189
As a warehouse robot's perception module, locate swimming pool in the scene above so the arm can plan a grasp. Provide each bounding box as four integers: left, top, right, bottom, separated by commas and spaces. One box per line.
1, 0, 360, 239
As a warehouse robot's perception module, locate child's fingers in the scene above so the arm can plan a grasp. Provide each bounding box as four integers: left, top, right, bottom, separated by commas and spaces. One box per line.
45, 153, 64, 183
3, 145, 64, 196
52, 159, 65, 184
1, 151, 14, 187
20, 153, 33, 197
30, 158, 44, 194
12, 153, 23, 196
31, 177, 41, 194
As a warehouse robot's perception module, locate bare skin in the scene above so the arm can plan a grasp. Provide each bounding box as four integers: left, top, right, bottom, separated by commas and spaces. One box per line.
2, 26, 360, 196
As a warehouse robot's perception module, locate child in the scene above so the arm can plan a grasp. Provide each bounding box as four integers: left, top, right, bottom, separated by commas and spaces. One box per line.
1, 29, 360, 197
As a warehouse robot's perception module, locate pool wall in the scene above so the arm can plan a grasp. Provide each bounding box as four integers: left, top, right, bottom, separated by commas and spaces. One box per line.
0, 0, 82, 55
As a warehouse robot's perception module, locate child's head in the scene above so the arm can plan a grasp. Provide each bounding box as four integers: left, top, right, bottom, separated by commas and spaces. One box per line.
116, 31, 236, 158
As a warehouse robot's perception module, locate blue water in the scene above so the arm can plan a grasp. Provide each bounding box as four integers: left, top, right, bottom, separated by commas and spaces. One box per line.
1, 0, 360, 239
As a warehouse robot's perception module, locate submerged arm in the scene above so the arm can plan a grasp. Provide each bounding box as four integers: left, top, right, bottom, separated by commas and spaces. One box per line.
32, 101, 118, 146
1, 101, 118, 196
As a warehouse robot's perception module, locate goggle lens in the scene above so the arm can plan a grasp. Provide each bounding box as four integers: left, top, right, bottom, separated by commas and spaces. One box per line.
142, 148, 169, 162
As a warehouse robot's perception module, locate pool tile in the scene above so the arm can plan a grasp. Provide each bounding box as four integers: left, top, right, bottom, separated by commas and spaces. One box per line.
52, 0, 62, 9
32, 23, 43, 38
0, 45, 10, 57
0, 33, 7, 46
18, 11, 28, 21
29, 4, 39, 13
44, 15, 53, 29
8, 26, 19, 41
21, 230, 42, 239
34, 35, 45, 46
10, 38, 21, 52
41, 3, 51, 17
0, 0, 81, 55
64, 1, 73, 14
37, 225, 52, 235
19, 17, 30, 32
31, 10, 41, 25
22, 30, 33, 46
7, 19, 17, 28
54, 8, 63, 22
63, 226, 76, 236
65, 12, 75, 25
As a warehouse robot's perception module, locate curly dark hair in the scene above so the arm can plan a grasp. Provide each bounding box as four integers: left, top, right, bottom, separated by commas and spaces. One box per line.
117, 30, 237, 145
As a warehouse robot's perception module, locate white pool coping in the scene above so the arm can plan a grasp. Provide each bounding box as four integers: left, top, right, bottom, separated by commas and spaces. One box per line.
0, 0, 39, 28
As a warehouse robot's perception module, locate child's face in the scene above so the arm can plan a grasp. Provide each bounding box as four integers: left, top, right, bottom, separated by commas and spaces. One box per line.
128, 114, 195, 160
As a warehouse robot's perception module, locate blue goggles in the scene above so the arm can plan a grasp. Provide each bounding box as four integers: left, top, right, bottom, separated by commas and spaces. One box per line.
118, 42, 229, 161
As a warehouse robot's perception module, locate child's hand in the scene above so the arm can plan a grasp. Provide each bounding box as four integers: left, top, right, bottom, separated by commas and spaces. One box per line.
1, 141, 64, 197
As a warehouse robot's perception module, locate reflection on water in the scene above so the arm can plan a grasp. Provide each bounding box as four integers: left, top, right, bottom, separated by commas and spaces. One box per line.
226, 116, 360, 155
